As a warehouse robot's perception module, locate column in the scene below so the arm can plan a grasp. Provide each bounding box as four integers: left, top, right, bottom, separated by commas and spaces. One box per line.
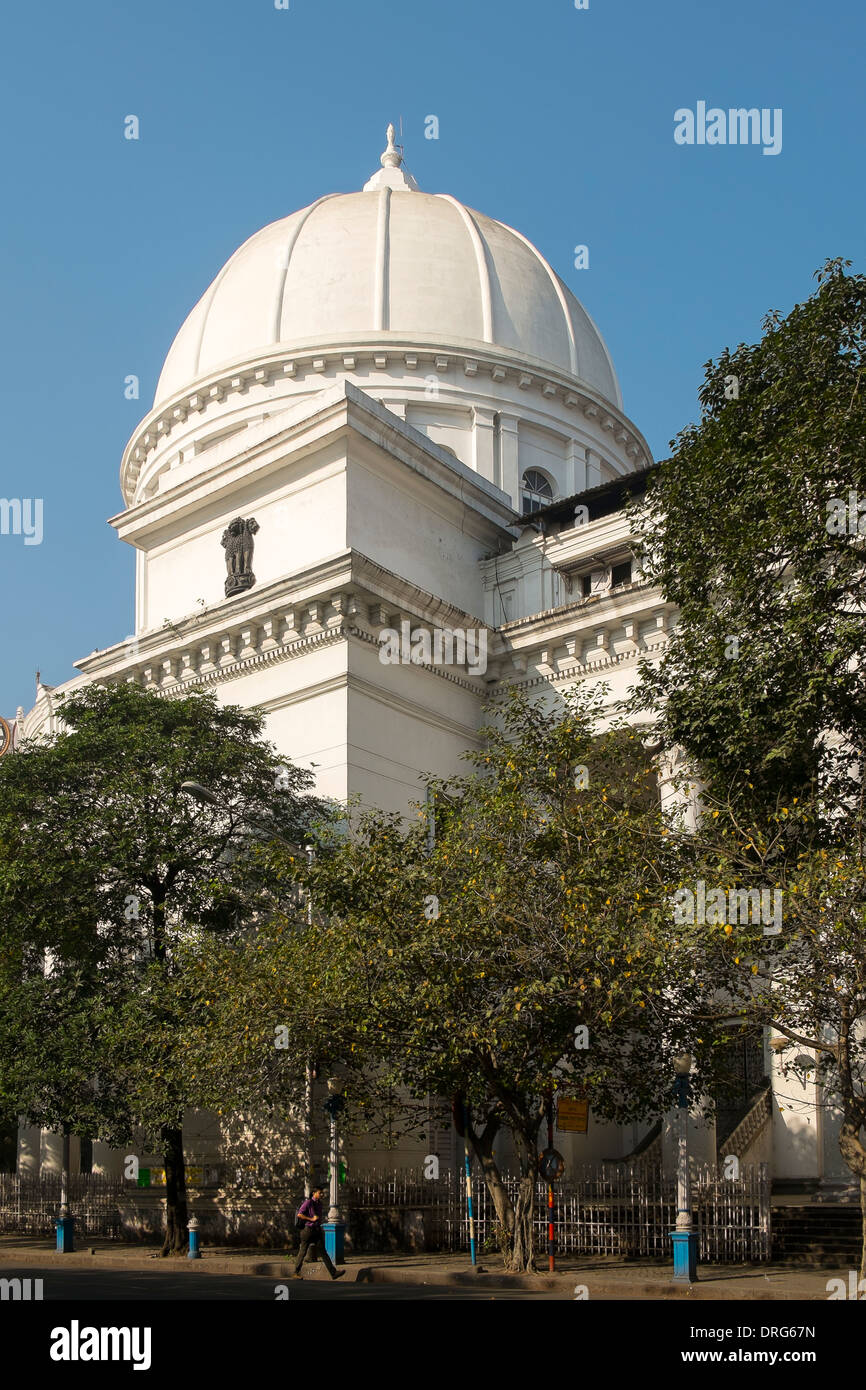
566, 439, 588, 496
472, 406, 497, 485
585, 449, 602, 490
499, 415, 520, 510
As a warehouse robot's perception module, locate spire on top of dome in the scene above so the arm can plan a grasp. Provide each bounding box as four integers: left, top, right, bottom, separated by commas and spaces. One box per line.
382, 123, 401, 167
363, 122, 419, 192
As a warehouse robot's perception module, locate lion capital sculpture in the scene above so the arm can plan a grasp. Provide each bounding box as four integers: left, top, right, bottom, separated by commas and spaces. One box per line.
221, 517, 259, 597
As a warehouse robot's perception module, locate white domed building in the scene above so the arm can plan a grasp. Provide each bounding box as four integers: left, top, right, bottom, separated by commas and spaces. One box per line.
15, 130, 839, 1228
21, 128, 656, 810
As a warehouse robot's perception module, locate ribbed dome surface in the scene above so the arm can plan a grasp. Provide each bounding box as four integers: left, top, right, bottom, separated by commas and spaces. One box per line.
155, 188, 621, 409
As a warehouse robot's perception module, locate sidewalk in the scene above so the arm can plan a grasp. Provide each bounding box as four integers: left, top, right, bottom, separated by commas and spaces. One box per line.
0, 1237, 849, 1298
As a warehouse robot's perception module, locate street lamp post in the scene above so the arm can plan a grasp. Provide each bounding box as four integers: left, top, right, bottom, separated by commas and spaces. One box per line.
322, 1077, 346, 1265
670, 1052, 698, 1282
55, 1130, 75, 1253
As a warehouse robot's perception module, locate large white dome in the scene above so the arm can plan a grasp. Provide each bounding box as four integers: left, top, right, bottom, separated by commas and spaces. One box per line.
121, 132, 650, 511
154, 149, 621, 410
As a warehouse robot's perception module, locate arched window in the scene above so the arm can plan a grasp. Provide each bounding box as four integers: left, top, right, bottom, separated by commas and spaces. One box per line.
521, 469, 554, 515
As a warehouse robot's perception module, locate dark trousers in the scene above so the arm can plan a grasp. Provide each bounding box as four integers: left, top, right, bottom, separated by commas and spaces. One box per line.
294, 1225, 338, 1277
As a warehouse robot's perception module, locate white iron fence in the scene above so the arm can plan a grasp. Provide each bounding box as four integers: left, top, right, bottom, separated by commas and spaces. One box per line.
0, 1162, 771, 1261
0, 1174, 125, 1238
344, 1161, 771, 1262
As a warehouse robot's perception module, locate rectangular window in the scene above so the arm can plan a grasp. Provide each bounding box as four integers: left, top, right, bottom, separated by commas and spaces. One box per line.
611, 560, 632, 588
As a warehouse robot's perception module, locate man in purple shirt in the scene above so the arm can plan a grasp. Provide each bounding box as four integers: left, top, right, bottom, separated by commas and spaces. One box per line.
293, 1186, 345, 1280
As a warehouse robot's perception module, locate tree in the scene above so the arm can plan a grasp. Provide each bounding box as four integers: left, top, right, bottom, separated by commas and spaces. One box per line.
679, 789, 866, 1279
624, 257, 866, 1271
631, 258, 866, 809
0, 683, 323, 1252
220, 688, 732, 1270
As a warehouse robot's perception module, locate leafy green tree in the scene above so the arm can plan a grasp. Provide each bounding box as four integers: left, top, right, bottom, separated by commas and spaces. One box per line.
0, 683, 323, 1252
623, 257, 866, 1271
680, 789, 866, 1278
205, 689, 731, 1271
631, 258, 866, 809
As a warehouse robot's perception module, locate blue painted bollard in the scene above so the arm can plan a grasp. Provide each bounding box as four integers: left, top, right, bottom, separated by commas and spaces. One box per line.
187, 1216, 201, 1260
670, 1229, 698, 1282
322, 1220, 345, 1265
55, 1215, 75, 1253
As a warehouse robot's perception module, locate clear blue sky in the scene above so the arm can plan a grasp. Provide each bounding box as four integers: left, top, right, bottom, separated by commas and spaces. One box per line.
1, 0, 863, 715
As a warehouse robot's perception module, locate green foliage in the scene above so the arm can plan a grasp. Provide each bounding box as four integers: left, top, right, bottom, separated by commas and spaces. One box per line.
624, 259, 866, 1273
630, 258, 866, 809
205, 687, 736, 1268
0, 684, 324, 1236
682, 788, 866, 1274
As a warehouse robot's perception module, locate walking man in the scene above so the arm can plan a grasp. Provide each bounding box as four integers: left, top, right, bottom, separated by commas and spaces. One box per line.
293, 1186, 345, 1280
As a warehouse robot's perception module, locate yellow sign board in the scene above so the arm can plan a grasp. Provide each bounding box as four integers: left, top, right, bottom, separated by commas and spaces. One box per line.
557, 1098, 589, 1133
141, 1166, 203, 1188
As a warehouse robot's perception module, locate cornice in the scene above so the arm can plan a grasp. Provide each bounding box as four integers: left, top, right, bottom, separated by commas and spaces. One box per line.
25, 561, 676, 748
113, 380, 517, 544
73, 550, 493, 700
120, 339, 653, 506
492, 636, 670, 693
497, 579, 668, 636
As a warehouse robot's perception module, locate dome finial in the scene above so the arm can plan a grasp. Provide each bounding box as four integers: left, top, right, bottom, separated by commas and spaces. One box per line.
363, 121, 419, 192
381, 122, 402, 169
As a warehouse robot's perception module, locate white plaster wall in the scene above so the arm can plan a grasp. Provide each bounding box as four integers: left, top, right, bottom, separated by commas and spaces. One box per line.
557, 1114, 628, 1165
126, 358, 650, 517
346, 441, 496, 621
404, 403, 473, 469
16, 1125, 41, 1178
661, 1110, 717, 1176
212, 645, 351, 807
141, 440, 348, 630
769, 1048, 821, 1179
348, 637, 485, 815
518, 421, 567, 498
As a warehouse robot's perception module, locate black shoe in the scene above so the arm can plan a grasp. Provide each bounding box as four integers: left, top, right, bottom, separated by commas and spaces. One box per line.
332, 1269, 346, 1280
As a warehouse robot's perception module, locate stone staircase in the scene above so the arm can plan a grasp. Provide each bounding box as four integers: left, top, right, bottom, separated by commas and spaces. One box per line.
771, 1198, 863, 1265
717, 1083, 771, 1159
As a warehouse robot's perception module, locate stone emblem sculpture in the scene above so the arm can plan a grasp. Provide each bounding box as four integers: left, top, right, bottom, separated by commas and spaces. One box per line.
221, 517, 259, 598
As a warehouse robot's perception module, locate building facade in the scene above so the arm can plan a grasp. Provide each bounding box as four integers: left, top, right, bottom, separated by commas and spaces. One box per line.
9, 129, 841, 1197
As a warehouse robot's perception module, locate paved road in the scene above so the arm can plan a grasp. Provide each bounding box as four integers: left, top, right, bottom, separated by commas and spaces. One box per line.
0, 1268, 570, 1300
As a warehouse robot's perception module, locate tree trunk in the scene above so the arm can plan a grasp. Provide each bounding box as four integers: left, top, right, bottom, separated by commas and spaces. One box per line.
160, 1124, 188, 1256
455, 1095, 540, 1272
511, 1173, 536, 1272
838, 1118, 866, 1284
477, 1148, 515, 1255
467, 1121, 516, 1265
510, 1130, 538, 1273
